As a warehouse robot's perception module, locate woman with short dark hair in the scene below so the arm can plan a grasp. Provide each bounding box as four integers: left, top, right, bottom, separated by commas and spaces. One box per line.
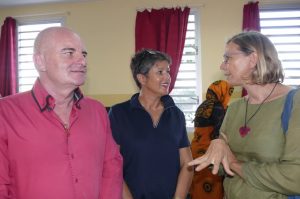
109, 49, 193, 199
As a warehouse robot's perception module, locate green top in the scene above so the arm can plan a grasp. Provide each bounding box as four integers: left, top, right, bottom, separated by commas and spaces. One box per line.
221, 91, 300, 199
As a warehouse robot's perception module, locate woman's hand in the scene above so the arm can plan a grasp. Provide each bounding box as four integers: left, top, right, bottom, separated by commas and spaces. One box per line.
188, 138, 235, 176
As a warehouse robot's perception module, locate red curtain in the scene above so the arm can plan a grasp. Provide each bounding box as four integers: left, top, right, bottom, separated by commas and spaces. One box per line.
243, 1, 261, 32
0, 17, 17, 97
241, 1, 260, 96
135, 7, 190, 92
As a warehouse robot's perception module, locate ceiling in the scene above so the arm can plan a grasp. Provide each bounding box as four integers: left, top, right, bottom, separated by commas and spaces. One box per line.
0, 0, 97, 8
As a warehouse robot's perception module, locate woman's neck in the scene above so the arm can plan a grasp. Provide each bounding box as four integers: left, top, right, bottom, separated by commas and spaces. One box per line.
138, 93, 162, 110
244, 83, 289, 104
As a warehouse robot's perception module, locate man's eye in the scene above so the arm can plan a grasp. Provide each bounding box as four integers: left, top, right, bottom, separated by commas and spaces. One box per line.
62, 51, 74, 56
66, 51, 74, 56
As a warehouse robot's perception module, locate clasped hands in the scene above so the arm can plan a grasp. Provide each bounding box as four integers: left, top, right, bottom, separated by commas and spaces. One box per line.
188, 138, 237, 176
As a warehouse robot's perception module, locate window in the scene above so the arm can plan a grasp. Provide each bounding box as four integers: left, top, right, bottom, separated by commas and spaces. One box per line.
170, 10, 201, 129
17, 20, 62, 92
260, 6, 300, 87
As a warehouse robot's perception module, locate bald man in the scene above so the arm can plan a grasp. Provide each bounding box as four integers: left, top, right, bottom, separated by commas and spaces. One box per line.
0, 27, 123, 199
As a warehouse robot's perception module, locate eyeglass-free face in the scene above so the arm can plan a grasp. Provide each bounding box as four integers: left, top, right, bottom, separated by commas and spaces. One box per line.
138, 60, 171, 96
35, 29, 88, 90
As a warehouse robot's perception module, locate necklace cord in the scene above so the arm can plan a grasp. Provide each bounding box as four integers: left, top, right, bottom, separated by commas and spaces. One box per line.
244, 82, 278, 127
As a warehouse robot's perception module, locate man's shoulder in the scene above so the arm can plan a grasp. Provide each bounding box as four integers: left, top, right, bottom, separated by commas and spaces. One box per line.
0, 91, 31, 105
83, 96, 102, 104
82, 96, 106, 109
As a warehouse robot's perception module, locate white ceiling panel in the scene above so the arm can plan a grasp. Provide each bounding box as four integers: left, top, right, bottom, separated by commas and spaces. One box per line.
0, 0, 98, 8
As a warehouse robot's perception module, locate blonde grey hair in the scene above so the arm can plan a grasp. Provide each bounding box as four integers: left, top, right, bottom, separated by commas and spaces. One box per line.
227, 31, 284, 84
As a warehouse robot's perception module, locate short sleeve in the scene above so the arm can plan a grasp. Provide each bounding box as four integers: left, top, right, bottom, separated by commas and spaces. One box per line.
178, 110, 190, 148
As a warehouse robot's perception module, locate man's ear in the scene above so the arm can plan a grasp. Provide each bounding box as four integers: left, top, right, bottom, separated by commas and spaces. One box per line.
33, 53, 46, 72
249, 52, 258, 69
137, 74, 146, 86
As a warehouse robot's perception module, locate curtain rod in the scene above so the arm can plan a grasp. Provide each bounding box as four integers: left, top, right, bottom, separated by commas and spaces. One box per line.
136, 3, 205, 11
12, 11, 70, 19
250, 0, 300, 5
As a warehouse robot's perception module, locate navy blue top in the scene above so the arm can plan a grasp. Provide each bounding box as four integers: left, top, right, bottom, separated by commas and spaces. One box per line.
109, 93, 190, 199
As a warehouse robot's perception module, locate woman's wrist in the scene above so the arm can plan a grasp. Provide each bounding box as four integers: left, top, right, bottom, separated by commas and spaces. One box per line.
219, 131, 228, 144
229, 160, 243, 177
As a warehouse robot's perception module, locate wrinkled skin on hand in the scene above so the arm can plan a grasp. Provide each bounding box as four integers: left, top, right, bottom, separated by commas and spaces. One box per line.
188, 139, 236, 176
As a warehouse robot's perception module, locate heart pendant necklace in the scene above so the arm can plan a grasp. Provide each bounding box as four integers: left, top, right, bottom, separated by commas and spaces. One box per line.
239, 82, 278, 137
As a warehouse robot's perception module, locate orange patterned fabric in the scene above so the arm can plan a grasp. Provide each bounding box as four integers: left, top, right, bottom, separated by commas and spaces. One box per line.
208, 80, 233, 109
190, 80, 233, 199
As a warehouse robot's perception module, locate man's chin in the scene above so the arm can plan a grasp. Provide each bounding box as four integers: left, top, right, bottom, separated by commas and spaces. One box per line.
74, 80, 86, 87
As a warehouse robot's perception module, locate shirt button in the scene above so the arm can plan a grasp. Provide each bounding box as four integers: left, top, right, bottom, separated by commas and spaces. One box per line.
71, 154, 74, 159
75, 178, 78, 183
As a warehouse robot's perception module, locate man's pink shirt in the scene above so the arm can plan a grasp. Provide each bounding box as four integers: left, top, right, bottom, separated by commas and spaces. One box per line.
0, 80, 123, 199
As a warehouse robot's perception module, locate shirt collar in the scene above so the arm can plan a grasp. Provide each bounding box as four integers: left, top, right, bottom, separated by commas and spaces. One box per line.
31, 79, 84, 112
130, 93, 175, 109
